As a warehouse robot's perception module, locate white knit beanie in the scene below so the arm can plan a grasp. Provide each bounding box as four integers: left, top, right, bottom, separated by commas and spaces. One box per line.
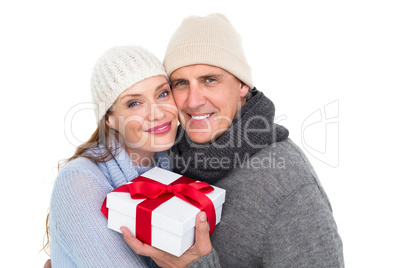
91, 46, 167, 123
164, 13, 253, 88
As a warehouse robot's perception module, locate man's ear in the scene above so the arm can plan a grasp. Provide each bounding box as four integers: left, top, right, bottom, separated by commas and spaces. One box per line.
239, 83, 250, 98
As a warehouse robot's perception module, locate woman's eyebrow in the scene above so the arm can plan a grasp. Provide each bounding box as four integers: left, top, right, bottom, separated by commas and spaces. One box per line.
155, 82, 170, 90
120, 93, 141, 100
120, 82, 170, 100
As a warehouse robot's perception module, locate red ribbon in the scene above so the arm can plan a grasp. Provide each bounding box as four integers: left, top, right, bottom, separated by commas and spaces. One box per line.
101, 175, 216, 246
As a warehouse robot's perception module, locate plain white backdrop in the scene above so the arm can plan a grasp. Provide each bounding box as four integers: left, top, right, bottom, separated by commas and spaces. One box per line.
1, 0, 401, 267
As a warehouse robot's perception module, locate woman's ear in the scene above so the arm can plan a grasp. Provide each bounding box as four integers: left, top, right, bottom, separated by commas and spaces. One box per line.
105, 113, 115, 129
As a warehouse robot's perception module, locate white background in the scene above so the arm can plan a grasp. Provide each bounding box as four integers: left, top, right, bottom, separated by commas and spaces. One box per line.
1, 0, 401, 267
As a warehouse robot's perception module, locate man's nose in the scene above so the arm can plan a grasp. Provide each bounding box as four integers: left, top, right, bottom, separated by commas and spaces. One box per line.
187, 84, 206, 109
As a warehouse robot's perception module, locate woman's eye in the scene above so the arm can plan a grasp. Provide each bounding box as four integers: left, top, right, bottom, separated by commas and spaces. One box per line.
128, 101, 140, 108
158, 90, 170, 98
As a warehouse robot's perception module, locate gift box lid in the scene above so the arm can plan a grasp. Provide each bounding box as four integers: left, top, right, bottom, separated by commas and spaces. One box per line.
106, 167, 226, 236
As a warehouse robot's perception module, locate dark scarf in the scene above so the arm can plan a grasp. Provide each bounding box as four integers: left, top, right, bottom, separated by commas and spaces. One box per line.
170, 88, 289, 184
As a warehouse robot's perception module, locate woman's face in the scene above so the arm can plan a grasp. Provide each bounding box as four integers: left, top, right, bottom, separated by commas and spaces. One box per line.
107, 75, 178, 162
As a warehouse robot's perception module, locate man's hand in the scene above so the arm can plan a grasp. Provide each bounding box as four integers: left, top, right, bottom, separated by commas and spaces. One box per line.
121, 211, 212, 268
44, 259, 51, 268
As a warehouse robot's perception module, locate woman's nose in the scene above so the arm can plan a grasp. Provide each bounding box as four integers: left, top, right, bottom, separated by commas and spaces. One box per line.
148, 103, 165, 121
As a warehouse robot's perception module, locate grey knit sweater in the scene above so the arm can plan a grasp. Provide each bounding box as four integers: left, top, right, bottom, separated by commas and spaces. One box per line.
189, 139, 344, 267
171, 89, 344, 267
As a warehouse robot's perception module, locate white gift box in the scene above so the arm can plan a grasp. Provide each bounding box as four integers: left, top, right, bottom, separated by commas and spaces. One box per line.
106, 167, 226, 257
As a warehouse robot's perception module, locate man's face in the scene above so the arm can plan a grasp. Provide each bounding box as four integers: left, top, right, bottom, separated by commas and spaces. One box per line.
170, 64, 249, 144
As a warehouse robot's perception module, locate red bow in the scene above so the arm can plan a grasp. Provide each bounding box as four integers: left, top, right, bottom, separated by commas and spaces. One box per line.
101, 175, 217, 246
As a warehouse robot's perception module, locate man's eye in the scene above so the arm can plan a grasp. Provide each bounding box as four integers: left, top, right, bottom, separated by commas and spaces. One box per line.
205, 78, 216, 83
174, 81, 187, 87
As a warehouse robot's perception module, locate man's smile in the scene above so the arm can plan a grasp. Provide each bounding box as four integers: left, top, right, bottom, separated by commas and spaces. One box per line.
189, 113, 213, 120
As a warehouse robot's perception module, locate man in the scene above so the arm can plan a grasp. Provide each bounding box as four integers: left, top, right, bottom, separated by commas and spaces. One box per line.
123, 13, 344, 268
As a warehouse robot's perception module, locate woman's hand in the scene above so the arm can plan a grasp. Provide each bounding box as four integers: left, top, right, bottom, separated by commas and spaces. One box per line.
121, 211, 212, 268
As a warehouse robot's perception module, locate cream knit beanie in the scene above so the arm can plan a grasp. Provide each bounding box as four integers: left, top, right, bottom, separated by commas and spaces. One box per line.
164, 13, 253, 88
91, 46, 167, 123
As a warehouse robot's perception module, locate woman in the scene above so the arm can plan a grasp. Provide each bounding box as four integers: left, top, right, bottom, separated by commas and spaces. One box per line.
47, 46, 180, 267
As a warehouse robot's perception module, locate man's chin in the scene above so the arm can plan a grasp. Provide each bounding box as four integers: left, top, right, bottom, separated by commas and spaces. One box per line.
186, 133, 212, 145
185, 129, 226, 145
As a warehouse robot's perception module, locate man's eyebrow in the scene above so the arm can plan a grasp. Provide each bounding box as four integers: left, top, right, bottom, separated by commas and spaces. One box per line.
170, 78, 187, 84
199, 73, 224, 80
170, 73, 224, 85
